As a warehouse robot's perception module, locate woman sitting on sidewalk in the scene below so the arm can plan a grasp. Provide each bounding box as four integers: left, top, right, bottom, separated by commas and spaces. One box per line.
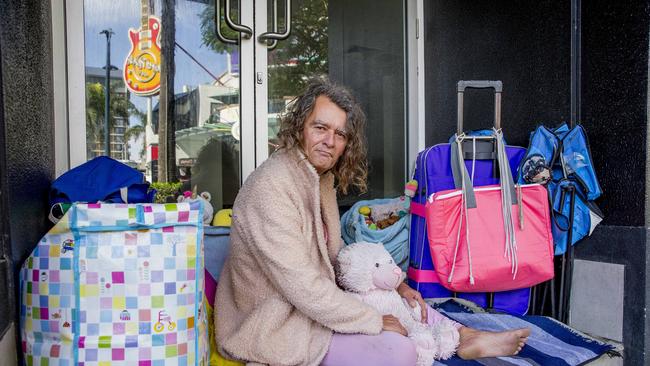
214, 79, 530, 366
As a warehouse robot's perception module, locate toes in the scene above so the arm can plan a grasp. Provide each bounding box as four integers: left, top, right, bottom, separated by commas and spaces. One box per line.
515, 328, 531, 338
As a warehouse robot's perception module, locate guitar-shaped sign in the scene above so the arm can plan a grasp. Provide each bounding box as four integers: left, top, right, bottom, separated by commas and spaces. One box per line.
123, 0, 161, 96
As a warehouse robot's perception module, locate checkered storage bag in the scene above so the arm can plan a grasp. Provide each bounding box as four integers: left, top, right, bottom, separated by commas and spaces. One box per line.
20, 202, 209, 366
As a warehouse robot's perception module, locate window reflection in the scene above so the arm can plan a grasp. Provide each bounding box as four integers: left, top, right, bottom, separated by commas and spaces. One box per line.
84, 0, 241, 212
83, 0, 405, 211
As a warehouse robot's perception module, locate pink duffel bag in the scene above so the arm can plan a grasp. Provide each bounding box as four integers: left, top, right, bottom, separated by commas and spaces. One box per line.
425, 129, 554, 293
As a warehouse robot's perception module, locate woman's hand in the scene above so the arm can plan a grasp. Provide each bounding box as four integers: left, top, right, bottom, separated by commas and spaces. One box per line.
382, 315, 407, 336
396, 282, 428, 323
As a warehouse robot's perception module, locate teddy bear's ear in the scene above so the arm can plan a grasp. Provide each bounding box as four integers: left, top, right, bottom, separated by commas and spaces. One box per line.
335, 248, 355, 289
336, 246, 351, 265
200, 192, 212, 202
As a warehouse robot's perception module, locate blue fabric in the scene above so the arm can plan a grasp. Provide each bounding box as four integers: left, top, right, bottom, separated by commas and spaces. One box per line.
341, 198, 410, 271
50, 156, 155, 206
203, 226, 231, 281
551, 124, 602, 200
550, 180, 596, 252
518, 123, 603, 255
433, 300, 616, 366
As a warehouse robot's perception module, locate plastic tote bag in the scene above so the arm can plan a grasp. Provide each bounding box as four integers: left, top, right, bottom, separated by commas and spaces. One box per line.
20, 202, 209, 366
425, 130, 554, 292
341, 198, 410, 271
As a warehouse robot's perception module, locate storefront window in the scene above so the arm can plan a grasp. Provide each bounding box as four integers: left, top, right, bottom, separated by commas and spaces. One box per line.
84, 0, 241, 211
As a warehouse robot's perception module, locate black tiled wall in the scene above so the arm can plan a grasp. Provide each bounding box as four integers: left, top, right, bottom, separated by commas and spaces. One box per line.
423, 1, 650, 364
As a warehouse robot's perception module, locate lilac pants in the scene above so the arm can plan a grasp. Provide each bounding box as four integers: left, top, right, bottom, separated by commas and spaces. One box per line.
320, 305, 462, 366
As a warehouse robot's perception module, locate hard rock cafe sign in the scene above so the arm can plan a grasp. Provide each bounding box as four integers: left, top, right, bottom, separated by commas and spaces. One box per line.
123, 0, 161, 96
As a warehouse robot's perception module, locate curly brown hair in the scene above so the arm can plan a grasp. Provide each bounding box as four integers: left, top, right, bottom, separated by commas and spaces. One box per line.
277, 78, 368, 194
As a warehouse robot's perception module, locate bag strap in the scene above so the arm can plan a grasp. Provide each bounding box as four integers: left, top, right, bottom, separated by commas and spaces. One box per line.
450, 138, 477, 208
495, 130, 518, 204
450, 131, 518, 206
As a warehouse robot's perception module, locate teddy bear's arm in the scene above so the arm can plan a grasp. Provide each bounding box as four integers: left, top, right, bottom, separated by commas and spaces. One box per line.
361, 290, 424, 333
401, 298, 425, 323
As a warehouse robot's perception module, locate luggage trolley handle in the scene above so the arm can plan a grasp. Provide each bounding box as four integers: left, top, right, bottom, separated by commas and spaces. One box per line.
457, 80, 503, 135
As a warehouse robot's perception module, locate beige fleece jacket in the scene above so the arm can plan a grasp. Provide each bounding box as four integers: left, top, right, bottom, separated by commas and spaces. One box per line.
214, 148, 383, 366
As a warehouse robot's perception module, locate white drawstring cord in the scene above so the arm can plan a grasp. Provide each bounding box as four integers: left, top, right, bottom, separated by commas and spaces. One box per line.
447, 135, 464, 284
470, 138, 476, 183
500, 132, 512, 262
495, 128, 519, 279
448, 134, 475, 286
448, 200, 462, 284
498, 130, 514, 275
464, 177, 475, 285
467, 137, 476, 284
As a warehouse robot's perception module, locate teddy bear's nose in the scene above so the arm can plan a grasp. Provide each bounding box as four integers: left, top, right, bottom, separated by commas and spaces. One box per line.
393, 267, 402, 275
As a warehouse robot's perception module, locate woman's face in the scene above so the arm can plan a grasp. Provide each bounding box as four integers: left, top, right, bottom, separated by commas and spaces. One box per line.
301, 96, 348, 174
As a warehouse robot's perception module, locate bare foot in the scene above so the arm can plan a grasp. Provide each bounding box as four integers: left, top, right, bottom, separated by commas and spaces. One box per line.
456, 327, 531, 360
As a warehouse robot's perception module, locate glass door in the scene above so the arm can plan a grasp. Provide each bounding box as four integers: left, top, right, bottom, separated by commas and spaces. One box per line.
257, 0, 407, 202
80, 0, 406, 213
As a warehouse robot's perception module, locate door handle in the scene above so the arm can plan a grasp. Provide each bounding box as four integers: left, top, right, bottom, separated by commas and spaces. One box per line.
215, 0, 237, 44
266, 0, 279, 50
225, 0, 253, 39
258, 0, 292, 44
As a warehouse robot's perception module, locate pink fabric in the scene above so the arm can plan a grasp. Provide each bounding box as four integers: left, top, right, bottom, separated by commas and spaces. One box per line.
406, 267, 440, 283
320, 305, 461, 366
426, 305, 462, 330
205, 269, 217, 307
410, 201, 426, 218
426, 184, 554, 292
